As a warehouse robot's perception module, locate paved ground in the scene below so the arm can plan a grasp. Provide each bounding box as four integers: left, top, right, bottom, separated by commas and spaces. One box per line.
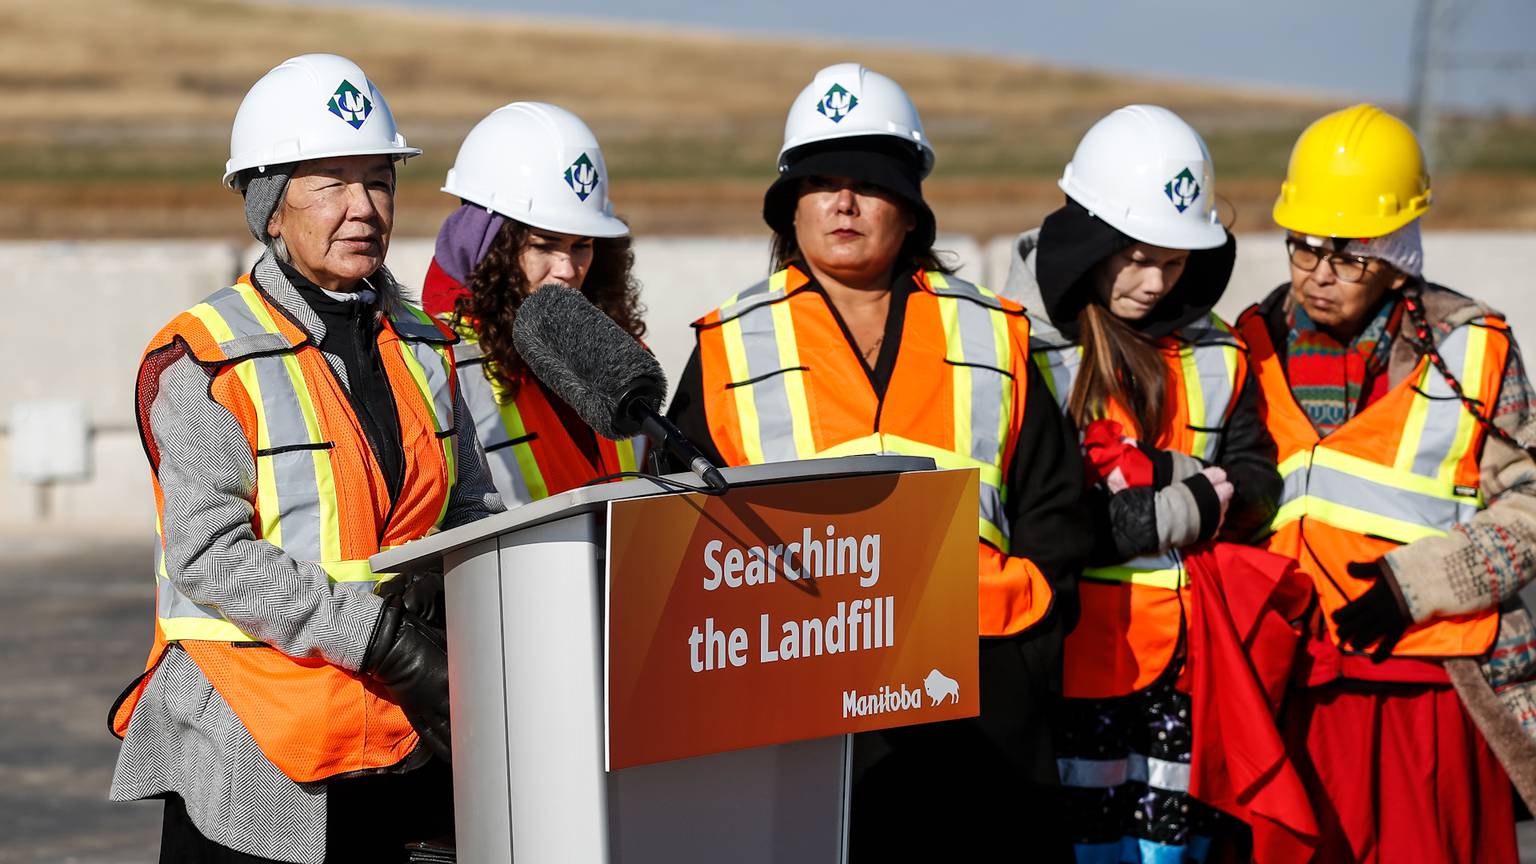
3, 533, 1535, 863
1, 535, 161, 863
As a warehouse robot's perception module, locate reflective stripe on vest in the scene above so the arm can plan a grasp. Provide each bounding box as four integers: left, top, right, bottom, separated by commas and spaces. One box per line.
393, 304, 459, 524
451, 329, 645, 508
1272, 322, 1492, 543
1032, 314, 1244, 589
1082, 557, 1189, 591
715, 270, 1016, 551
158, 282, 456, 643
1179, 316, 1245, 462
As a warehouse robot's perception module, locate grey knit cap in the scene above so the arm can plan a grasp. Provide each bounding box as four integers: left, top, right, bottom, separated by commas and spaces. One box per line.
242, 165, 295, 243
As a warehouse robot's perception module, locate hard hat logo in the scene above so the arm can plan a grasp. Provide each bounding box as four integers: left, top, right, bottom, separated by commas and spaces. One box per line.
815, 84, 859, 123
1163, 167, 1201, 214
326, 80, 374, 130
564, 153, 599, 201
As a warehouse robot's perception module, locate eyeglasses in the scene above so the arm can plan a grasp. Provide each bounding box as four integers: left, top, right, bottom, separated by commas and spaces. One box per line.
1286, 239, 1375, 283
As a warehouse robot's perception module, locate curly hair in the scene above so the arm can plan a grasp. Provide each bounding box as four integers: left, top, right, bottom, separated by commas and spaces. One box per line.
453, 218, 646, 398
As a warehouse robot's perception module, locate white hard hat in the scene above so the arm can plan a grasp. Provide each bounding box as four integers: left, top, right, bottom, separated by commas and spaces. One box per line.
1058, 105, 1225, 250
778, 63, 934, 178
442, 102, 628, 239
223, 54, 421, 191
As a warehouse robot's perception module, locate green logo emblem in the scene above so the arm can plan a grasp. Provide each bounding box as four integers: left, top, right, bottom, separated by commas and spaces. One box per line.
326, 80, 372, 129
816, 84, 858, 122
1164, 167, 1200, 213
565, 153, 599, 201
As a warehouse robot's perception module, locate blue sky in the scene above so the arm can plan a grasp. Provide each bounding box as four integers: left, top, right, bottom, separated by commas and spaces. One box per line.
319, 0, 1535, 113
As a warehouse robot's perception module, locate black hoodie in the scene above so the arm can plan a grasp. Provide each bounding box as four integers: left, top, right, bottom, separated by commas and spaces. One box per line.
1035, 198, 1237, 342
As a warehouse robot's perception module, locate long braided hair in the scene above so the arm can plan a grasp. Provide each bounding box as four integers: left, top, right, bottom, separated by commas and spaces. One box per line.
453, 218, 646, 398
1402, 284, 1532, 457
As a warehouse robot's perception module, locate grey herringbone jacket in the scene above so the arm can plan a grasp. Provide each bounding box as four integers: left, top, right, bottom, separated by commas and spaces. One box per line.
110, 254, 503, 863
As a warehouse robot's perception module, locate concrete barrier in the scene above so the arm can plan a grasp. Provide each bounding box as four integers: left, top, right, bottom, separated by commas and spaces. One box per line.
0, 241, 239, 527
4, 232, 1531, 531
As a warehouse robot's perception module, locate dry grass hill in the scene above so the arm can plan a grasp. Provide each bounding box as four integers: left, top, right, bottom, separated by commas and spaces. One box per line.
4, 0, 1534, 239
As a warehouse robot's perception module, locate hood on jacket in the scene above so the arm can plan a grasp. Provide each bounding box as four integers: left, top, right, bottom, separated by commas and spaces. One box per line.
1004, 198, 1236, 345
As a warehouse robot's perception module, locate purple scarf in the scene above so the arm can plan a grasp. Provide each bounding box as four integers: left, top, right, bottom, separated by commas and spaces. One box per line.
424, 204, 507, 316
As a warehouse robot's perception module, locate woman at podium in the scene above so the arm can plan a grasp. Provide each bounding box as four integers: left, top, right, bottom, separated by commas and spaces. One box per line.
108, 55, 504, 862
667, 64, 1092, 859
420, 102, 648, 506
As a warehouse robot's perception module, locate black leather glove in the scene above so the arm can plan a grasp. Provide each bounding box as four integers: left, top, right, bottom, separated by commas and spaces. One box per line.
1332, 560, 1412, 662
362, 595, 452, 761
378, 566, 446, 628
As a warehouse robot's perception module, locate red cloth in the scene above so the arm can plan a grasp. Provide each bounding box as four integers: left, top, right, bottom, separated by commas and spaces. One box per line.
1186, 543, 1320, 863
1080, 418, 1153, 492
422, 257, 469, 318
1284, 681, 1517, 863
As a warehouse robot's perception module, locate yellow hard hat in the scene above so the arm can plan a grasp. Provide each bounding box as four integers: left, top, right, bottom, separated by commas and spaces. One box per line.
1272, 104, 1432, 239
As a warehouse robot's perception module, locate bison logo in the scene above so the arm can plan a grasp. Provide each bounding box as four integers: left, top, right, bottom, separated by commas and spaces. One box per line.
923, 668, 959, 706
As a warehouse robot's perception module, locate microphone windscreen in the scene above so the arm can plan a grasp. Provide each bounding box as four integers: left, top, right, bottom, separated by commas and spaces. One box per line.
511, 284, 665, 439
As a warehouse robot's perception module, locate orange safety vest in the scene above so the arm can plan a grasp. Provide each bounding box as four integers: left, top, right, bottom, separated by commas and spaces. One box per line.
694, 265, 1050, 637
112, 275, 460, 783
447, 323, 643, 506
1236, 303, 1507, 659
1034, 314, 1248, 698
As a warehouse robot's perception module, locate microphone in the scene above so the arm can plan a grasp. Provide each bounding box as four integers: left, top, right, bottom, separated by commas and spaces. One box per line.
512, 284, 729, 492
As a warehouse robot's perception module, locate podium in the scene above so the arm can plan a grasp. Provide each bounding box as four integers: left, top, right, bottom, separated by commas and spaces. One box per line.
371, 455, 980, 864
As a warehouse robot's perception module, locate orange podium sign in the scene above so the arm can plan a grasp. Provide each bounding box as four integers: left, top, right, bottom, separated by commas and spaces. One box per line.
604, 468, 980, 770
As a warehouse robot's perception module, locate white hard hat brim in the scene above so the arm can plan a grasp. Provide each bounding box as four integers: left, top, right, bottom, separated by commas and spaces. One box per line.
779, 126, 935, 179
1111, 216, 1228, 251
448, 189, 630, 239
223, 145, 423, 191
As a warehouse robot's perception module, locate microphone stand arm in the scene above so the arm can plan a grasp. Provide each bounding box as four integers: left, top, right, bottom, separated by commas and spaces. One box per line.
630, 403, 730, 493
